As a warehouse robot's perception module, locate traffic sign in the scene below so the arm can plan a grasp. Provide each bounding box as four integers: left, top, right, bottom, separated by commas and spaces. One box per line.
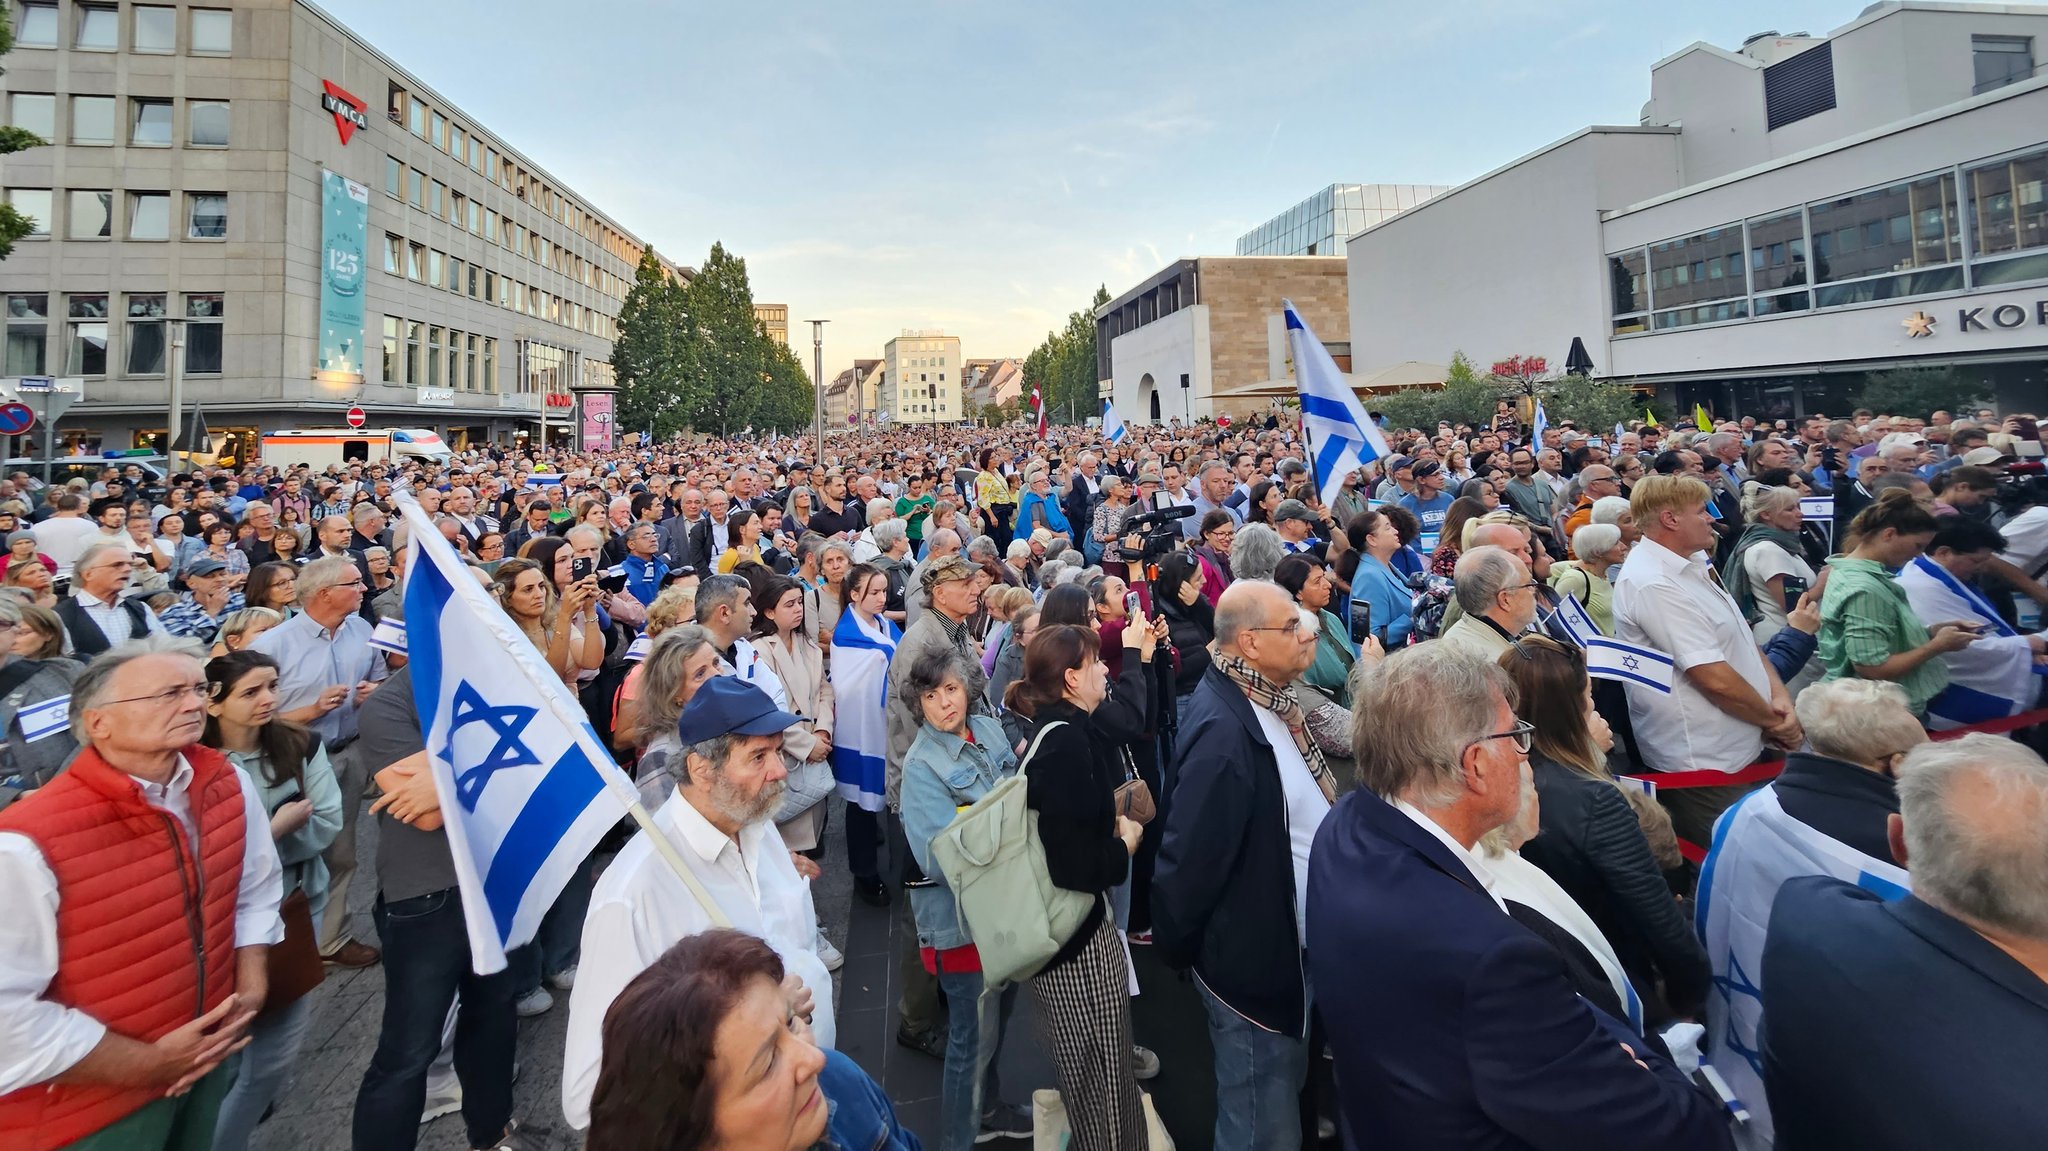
0, 402, 33, 435
346, 406, 367, 428
14, 377, 52, 393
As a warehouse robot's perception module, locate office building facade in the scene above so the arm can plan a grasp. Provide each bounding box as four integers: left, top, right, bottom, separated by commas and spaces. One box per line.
1235, 183, 1448, 258
0, 0, 661, 459
1346, 2, 2048, 418
880, 330, 960, 425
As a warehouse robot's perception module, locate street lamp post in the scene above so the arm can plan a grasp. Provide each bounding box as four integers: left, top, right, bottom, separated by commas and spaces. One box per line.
806, 319, 828, 466
166, 319, 185, 473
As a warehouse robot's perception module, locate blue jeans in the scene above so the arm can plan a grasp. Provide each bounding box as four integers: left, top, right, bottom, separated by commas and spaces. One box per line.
351, 888, 519, 1151
511, 850, 594, 994
936, 957, 1017, 1151
212, 996, 315, 1151
1200, 978, 1310, 1151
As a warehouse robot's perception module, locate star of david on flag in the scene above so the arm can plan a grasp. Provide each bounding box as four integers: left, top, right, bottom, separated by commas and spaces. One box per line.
1286, 299, 1390, 509
1585, 636, 1675, 693
399, 495, 642, 974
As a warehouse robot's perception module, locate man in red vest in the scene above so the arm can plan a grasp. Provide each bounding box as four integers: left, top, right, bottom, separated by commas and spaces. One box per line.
0, 635, 284, 1150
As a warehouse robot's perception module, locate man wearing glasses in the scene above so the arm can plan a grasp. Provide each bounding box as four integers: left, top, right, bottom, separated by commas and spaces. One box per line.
56, 541, 169, 658
248, 556, 387, 969
1309, 644, 1729, 1150
1438, 545, 1541, 663
0, 635, 284, 1149
1153, 579, 1333, 1151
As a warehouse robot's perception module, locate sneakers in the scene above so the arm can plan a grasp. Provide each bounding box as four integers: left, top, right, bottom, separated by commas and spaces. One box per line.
816, 930, 845, 972
977, 1100, 1033, 1142
546, 965, 578, 992
895, 1025, 946, 1059
471, 1120, 548, 1151
1132, 1044, 1160, 1081
419, 1077, 462, 1125
514, 986, 554, 1018
324, 939, 382, 969
1126, 929, 1154, 945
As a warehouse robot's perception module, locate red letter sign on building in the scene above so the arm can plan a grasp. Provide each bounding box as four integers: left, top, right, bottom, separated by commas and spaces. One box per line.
322, 81, 368, 145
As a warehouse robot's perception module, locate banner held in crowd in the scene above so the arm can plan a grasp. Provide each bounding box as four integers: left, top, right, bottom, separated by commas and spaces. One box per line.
1286, 299, 1390, 509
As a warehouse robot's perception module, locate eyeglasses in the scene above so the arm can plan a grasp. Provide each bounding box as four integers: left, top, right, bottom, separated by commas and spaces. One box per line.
98, 682, 211, 709
1244, 616, 1309, 638
1472, 719, 1536, 755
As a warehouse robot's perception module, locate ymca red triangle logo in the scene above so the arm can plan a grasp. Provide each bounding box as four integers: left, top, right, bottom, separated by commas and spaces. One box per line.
322, 80, 368, 145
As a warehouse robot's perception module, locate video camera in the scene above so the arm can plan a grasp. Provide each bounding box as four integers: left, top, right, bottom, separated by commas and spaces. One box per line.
1994, 461, 2048, 518
1122, 496, 1194, 566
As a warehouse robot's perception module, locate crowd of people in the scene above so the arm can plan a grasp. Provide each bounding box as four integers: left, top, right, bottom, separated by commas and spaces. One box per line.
3, 396, 2047, 1151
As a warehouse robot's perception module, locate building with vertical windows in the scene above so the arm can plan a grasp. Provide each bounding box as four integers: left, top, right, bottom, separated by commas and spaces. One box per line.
1234, 183, 1449, 257
0, 0, 668, 458
1346, 2, 2048, 419
880, 331, 961, 425
755, 303, 788, 346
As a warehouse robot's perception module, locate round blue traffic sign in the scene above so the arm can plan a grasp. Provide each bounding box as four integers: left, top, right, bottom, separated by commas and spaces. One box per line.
0, 402, 35, 436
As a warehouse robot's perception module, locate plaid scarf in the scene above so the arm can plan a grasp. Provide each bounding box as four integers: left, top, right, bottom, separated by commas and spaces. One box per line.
1212, 650, 1337, 804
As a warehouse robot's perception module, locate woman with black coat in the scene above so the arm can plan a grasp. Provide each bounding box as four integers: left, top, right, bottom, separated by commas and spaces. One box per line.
1502, 636, 1709, 1024
1006, 625, 1148, 1151
1154, 553, 1214, 697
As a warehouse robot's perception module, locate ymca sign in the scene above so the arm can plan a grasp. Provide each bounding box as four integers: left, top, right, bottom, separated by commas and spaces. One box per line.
1900, 298, 2048, 338
322, 81, 368, 145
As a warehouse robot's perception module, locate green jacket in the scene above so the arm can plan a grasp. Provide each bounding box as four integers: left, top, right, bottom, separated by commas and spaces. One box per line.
1304, 607, 1356, 707
1818, 556, 1948, 714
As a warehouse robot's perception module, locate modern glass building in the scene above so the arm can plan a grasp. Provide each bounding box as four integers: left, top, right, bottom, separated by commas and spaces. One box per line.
1234, 183, 1449, 257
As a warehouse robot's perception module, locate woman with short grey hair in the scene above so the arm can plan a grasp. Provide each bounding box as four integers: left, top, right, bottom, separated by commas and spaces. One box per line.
1227, 522, 1285, 583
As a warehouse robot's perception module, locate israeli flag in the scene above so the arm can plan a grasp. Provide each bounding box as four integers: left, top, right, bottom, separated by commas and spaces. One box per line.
1585, 636, 1675, 693
1548, 593, 1603, 644
368, 616, 408, 657
1101, 399, 1128, 444
1286, 299, 1390, 509
398, 496, 642, 975
524, 473, 564, 489
1532, 401, 1549, 445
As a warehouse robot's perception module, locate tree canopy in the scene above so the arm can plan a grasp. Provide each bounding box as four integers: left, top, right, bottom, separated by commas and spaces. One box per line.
1021, 286, 1110, 425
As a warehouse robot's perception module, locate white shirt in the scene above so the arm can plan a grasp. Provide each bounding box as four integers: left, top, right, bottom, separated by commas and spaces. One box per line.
1251, 703, 1331, 940
1391, 798, 1506, 913
561, 793, 832, 1130
1538, 470, 1571, 501
31, 516, 101, 579
1999, 505, 2048, 576
1613, 537, 1770, 773
62, 588, 169, 654
0, 757, 284, 1095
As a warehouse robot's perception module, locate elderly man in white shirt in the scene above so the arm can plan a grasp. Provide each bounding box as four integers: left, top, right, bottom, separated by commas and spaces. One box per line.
561, 676, 832, 1132
1613, 474, 1799, 846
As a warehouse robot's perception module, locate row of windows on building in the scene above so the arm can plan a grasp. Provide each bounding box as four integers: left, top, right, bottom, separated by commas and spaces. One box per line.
382, 156, 625, 303
383, 83, 642, 268
378, 316, 499, 394
8, 93, 229, 148
4, 291, 223, 377
6, 187, 224, 240
1609, 141, 2048, 333
16, 2, 231, 56
382, 234, 616, 342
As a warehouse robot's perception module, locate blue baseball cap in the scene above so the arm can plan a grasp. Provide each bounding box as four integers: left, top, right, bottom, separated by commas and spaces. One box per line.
676, 676, 801, 745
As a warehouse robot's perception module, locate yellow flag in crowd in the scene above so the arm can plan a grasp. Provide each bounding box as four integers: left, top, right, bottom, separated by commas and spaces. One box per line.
1694, 404, 1713, 432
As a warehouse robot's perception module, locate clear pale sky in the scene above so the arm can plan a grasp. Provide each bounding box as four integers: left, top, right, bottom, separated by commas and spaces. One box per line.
324, 0, 1884, 377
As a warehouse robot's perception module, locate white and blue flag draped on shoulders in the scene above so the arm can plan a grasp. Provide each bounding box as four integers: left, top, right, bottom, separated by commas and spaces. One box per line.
1101, 399, 1128, 445
1285, 299, 1390, 509
1898, 555, 2045, 730
397, 495, 642, 975
1696, 784, 1910, 1146
828, 608, 900, 812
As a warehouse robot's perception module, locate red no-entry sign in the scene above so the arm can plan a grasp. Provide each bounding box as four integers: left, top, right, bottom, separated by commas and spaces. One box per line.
346, 406, 367, 429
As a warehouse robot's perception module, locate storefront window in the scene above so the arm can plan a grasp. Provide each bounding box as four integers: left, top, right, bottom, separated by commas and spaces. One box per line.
1967, 146, 2048, 268
1808, 172, 1959, 283
1648, 225, 1745, 309
1609, 249, 1648, 319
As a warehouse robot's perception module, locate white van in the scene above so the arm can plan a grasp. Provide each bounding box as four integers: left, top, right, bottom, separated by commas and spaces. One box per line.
259, 428, 452, 469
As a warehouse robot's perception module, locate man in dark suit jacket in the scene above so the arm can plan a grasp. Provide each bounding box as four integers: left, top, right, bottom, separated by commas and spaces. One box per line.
1309, 643, 1732, 1151
1063, 453, 1101, 535
1761, 733, 2048, 1151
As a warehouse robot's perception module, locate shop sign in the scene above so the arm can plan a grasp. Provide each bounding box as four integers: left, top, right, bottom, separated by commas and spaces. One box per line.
1901, 299, 2048, 338
321, 81, 368, 145
418, 387, 454, 407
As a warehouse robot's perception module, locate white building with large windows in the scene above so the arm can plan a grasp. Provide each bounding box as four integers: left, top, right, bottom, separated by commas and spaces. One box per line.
0, 0, 671, 458
1346, 2, 2048, 420
880, 331, 962, 426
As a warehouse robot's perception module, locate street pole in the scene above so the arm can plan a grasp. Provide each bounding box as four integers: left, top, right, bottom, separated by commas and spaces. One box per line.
167, 320, 185, 473
807, 319, 828, 466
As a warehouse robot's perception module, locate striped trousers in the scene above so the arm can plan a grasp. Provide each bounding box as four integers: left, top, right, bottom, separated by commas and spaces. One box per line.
1027, 914, 1147, 1151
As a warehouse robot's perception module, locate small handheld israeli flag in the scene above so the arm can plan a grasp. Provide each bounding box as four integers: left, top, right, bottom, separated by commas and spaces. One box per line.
1585, 636, 1675, 693
1532, 401, 1549, 445
1101, 399, 1128, 445
1548, 593, 1603, 644
398, 496, 643, 975
368, 616, 408, 657
1287, 300, 1390, 509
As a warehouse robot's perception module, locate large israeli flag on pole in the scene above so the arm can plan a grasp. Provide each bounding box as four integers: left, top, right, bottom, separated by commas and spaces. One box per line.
397, 496, 643, 974
1101, 398, 1128, 444
1286, 299, 1389, 509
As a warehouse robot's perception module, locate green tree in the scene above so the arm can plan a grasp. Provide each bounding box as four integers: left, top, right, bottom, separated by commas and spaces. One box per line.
1855, 367, 1990, 419
1371, 352, 1509, 434
752, 340, 817, 434
0, 12, 46, 259
1022, 285, 1109, 424
1539, 375, 1642, 433
612, 250, 697, 439
683, 242, 771, 435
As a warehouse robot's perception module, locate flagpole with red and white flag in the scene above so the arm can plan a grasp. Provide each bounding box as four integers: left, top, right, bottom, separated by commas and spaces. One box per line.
1032, 383, 1046, 439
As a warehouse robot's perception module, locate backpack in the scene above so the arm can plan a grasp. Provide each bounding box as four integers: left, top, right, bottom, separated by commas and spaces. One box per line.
926, 720, 1097, 988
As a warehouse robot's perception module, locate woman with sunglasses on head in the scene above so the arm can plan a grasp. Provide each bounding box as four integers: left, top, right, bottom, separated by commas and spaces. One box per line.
1498, 636, 1706, 1028
202, 649, 343, 1151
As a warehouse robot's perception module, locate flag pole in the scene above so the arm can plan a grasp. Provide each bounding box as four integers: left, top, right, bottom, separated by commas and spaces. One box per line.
625, 800, 734, 928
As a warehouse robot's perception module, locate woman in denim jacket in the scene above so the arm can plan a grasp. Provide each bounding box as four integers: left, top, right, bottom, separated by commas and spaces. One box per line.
897, 647, 1031, 1150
